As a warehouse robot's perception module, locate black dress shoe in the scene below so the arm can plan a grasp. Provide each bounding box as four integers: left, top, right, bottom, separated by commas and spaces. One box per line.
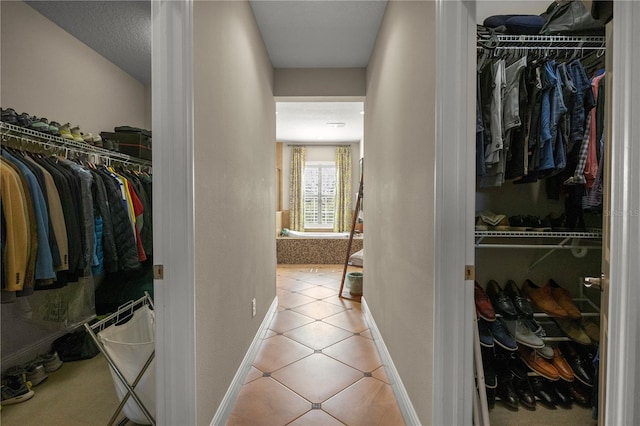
507, 355, 530, 381
567, 381, 591, 407
486, 280, 518, 319
529, 376, 558, 409
504, 280, 534, 318
513, 376, 536, 409
560, 342, 593, 387
553, 381, 573, 408
486, 387, 496, 409
497, 372, 520, 410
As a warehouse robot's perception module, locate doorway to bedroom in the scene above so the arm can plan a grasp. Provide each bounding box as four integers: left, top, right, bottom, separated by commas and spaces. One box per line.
275, 101, 364, 268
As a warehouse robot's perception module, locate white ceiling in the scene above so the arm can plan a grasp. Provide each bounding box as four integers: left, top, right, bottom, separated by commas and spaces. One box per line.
277, 102, 364, 143
24, 1, 387, 143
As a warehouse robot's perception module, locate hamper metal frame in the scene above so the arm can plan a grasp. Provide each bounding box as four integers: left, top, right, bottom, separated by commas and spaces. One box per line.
85, 292, 155, 426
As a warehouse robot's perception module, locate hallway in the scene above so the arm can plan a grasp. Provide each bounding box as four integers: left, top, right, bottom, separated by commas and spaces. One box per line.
227, 265, 405, 425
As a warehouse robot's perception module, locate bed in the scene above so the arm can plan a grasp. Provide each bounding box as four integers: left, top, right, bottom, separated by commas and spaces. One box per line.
277, 230, 363, 264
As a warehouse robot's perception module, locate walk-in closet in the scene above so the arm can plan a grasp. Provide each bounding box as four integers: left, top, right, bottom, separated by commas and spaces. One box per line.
473, 3, 610, 425
1, 1, 153, 423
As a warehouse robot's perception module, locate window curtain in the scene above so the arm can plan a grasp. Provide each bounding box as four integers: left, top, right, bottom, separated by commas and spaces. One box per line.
289, 146, 306, 231
334, 146, 352, 232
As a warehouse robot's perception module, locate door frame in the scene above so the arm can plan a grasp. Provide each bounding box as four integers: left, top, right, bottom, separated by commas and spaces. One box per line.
433, 0, 640, 424
152, 0, 640, 424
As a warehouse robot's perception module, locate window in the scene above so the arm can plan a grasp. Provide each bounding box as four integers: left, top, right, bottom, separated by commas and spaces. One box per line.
304, 162, 336, 228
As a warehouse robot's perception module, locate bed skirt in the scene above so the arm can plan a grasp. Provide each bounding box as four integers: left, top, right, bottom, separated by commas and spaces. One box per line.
276, 237, 363, 264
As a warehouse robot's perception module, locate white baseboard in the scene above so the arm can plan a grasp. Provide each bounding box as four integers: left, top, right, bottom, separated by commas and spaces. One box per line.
362, 297, 422, 426
210, 296, 279, 425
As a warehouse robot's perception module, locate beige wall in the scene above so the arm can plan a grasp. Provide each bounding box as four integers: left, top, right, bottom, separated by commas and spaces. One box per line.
476, 0, 545, 24
364, 2, 435, 423
193, 1, 276, 423
274, 68, 366, 97
0, 1, 147, 135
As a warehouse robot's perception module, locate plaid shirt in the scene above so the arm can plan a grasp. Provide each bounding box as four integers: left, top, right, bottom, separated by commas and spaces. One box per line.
564, 113, 591, 185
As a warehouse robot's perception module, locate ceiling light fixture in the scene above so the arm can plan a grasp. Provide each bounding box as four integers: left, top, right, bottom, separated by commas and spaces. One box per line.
326, 122, 346, 128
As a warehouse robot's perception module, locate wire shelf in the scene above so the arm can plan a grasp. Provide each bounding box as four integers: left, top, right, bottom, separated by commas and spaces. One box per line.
1, 121, 151, 167
475, 230, 602, 239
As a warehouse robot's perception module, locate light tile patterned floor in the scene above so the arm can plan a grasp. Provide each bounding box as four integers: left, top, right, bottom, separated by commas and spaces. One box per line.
226, 265, 405, 426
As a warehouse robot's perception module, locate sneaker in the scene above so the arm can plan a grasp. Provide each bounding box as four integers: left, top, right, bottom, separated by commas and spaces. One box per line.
1, 108, 19, 125
82, 132, 95, 144
59, 123, 74, 140
70, 126, 84, 142
92, 135, 103, 148
30, 117, 50, 133
1, 373, 34, 406
25, 363, 48, 386
40, 351, 63, 373
475, 216, 490, 231
547, 212, 570, 231
48, 121, 61, 136
16, 112, 33, 127
509, 215, 528, 231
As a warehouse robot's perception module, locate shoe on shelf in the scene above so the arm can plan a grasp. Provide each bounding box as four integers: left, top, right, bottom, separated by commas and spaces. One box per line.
506, 319, 545, 349
529, 215, 552, 232
487, 318, 518, 351
474, 282, 496, 322
496, 372, 520, 410
536, 344, 554, 360
548, 279, 582, 319
39, 351, 63, 373
1, 108, 19, 125
521, 279, 569, 318
508, 215, 529, 231
580, 318, 600, 343
547, 212, 570, 231
475, 216, 490, 231
1, 373, 34, 406
30, 117, 50, 133
567, 381, 591, 407
553, 380, 573, 408
513, 376, 536, 410
518, 346, 560, 381
16, 112, 33, 127
59, 123, 74, 140
560, 342, 593, 387
477, 211, 509, 230
522, 317, 545, 337
554, 318, 591, 345
48, 121, 61, 136
92, 135, 103, 148
552, 347, 575, 382
529, 376, 558, 409
503, 280, 534, 318
507, 355, 530, 381
485, 280, 518, 319
478, 319, 494, 348
70, 126, 84, 142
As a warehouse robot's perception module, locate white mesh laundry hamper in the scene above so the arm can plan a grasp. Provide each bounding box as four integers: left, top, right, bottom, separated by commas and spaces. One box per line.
95, 302, 156, 425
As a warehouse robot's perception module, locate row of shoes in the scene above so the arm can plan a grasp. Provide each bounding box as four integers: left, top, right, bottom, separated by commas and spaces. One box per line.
1, 107, 121, 152
476, 211, 582, 232
0, 352, 63, 406
475, 279, 599, 347
483, 344, 596, 411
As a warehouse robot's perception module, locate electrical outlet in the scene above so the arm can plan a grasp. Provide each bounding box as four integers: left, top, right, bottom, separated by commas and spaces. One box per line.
252, 298, 257, 317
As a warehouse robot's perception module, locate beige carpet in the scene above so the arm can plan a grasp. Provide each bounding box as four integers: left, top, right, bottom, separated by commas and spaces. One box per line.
1, 354, 139, 426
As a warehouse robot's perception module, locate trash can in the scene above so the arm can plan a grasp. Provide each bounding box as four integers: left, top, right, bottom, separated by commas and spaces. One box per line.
346, 272, 363, 296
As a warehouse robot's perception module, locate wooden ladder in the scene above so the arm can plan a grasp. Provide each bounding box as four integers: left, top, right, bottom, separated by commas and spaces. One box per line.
339, 173, 363, 300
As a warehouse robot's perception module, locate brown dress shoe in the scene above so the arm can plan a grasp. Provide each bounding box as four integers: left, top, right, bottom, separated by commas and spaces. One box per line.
548, 279, 582, 319
521, 280, 569, 318
518, 346, 560, 381
474, 281, 496, 322
554, 318, 592, 345
552, 347, 575, 382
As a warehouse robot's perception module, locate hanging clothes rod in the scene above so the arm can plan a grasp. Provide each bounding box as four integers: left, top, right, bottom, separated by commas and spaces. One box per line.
0, 121, 151, 167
